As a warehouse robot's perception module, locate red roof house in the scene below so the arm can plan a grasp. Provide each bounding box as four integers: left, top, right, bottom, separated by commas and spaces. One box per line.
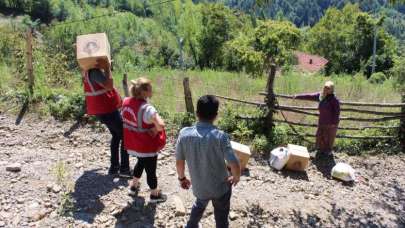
294, 51, 328, 72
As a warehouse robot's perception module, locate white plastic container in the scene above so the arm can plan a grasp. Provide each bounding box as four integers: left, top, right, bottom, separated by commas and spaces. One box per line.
269, 147, 290, 170
331, 162, 356, 182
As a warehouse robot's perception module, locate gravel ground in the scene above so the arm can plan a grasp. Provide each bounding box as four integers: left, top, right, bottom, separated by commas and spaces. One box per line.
0, 113, 404, 228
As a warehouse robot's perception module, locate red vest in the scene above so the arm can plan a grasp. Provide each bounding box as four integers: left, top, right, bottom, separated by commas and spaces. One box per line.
83, 72, 122, 115
121, 98, 166, 153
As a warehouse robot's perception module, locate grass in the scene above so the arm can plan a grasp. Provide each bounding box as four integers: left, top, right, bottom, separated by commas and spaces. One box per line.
0, 64, 402, 153
51, 161, 75, 216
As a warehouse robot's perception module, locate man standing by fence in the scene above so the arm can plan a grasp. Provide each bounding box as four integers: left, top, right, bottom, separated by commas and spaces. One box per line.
175, 95, 241, 228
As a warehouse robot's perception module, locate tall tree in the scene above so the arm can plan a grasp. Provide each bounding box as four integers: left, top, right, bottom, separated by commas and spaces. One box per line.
306, 4, 397, 76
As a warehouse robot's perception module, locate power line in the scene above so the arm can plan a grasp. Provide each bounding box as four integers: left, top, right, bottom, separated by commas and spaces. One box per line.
43, 0, 178, 29
46, 12, 125, 29
148, 0, 177, 6
38, 0, 178, 31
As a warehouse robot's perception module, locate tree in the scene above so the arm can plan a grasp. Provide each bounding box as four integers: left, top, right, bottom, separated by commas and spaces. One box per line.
306, 4, 397, 76
392, 56, 405, 92
197, 3, 240, 68
224, 19, 301, 76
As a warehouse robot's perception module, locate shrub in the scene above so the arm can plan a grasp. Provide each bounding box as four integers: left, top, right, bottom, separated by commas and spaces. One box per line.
369, 72, 387, 84
47, 93, 85, 121
218, 105, 239, 133
391, 56, 405, 93
231, 122, 253, 143
172, 112, 196, 129
251, 134, 271, 154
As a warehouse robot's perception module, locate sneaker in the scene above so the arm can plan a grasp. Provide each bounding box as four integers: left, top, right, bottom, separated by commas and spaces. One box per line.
128, 185, 140, 196
149, 192, 167, 203
108, 166, 119, 175
119, 169, 132, 178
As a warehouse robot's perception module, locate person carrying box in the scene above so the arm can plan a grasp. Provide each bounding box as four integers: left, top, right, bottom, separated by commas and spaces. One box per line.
80, 59, 130, 176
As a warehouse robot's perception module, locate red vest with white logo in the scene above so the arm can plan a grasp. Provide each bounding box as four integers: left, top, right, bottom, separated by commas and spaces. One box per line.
83, 72, 122, 115
121, 98, 166, 154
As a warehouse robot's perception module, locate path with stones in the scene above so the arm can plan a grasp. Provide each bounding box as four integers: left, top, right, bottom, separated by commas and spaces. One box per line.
0, 113, 404, 227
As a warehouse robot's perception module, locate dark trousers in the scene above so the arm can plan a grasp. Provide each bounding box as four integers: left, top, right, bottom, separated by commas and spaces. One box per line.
96, 110, 129, 171
133, 156, 158, 189
186, 188, 232, 228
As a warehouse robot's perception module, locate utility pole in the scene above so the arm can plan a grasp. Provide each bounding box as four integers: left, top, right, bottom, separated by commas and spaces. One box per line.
371, 25, 377, 75
179, 37, 184, 69
371, 1, 387, 75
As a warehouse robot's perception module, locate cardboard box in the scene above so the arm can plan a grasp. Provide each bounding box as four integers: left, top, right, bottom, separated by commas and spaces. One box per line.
285, 144, 310, 171
76, 33, 111, 71
231, 141, 251, 170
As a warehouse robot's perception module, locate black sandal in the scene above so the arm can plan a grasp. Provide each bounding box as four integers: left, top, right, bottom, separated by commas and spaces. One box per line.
149, 191, 167, 203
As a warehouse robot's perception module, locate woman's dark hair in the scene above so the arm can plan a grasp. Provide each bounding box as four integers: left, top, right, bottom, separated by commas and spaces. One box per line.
196, 95, 219, 121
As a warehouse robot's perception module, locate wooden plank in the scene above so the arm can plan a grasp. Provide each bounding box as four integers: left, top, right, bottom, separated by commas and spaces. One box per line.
122, 73, 129, 97
276, 106, 318, 116
27, 27, 34, 95
273, 119, 399, 130
183, 77, 195, 114
259, 92, 405, 107
400, 94, 405, 152
275, 107, 405, 122
214, 95, 265, 106
277, 104, 403, 116
287, 133, 395, 140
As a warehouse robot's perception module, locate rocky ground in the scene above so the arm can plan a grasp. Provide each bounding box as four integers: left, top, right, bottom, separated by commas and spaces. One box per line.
0, 113, 404, 228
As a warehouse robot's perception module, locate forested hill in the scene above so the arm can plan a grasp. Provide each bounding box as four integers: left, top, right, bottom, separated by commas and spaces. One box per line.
1, 1, 404, 42
0, 0, 404, 77
198, 0, 405, 41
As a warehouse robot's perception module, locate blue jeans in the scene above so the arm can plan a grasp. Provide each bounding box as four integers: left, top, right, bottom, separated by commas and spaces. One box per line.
186, 188, 232, 228
96, 110, 129, 171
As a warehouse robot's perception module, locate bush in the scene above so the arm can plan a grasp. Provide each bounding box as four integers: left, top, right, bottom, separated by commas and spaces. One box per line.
218, 105, 239, 133
172, 112, 196, 129
369, 72, 387, 84
335, 127, 400, 155
231, 122, 253, 143
391, 56, 405, 93
251, 134, 271, 154
47, 93, 85, 121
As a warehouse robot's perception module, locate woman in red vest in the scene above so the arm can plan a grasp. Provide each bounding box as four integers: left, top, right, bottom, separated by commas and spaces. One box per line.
121, 77, 167, 202
81, 59, 130, 176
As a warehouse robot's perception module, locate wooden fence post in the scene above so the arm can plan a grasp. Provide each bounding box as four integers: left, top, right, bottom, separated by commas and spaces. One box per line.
122, 73, 129, 97
265, 64, 277, 136
183, 77, 194, 114
26, 27, 34, 96
400, 93, 405, 152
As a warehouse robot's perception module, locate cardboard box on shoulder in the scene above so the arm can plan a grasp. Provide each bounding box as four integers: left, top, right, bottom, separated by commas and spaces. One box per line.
285, 144, 310, 171
230, 141, 251, 170
76, 33, 111, 71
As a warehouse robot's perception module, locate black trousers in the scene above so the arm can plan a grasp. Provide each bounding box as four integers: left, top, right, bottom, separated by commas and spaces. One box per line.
133, 156, 158, 189
96, 110, 129, 171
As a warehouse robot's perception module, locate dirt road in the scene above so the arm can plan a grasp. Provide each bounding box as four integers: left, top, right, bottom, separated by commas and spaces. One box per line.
0, 113, 404, 227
